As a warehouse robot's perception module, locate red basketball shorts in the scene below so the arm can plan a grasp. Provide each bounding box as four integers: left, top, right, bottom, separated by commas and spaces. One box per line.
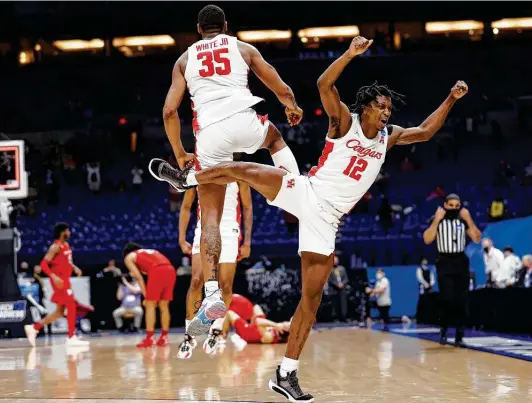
233, 318, 263, 343
146, 266, 176, 301
229, 294, 255, 321
51, 281, 76, 306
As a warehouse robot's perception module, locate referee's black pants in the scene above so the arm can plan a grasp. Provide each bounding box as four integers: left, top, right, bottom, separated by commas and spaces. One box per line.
435, 253, 470, 330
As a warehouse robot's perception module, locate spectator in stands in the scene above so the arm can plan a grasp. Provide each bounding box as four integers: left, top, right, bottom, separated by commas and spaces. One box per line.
86, 162, 101, 193
482, 238, 506, 287
366, 269, 391, 325
517, 255, 532, 288
327, 255, 349, 322
416, 258, 435, 294
112, 275, 143, 332
502, 246, 522, 287
488, 197, 507, 222
176, 256, 192, 276
131, 165, 144, 191
103, 259, 122, 277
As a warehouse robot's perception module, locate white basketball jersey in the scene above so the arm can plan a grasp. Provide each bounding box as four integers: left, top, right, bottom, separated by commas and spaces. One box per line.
308, 114, 388, 217
195, 182, 241, 236
184, 34, 263, 131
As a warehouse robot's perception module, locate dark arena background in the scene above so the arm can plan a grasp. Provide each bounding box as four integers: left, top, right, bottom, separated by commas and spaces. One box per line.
1, 2, 532, 403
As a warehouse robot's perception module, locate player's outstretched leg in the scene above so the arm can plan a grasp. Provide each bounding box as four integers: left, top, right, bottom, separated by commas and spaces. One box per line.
268, 252, 334, 403
149, 159, 286, 204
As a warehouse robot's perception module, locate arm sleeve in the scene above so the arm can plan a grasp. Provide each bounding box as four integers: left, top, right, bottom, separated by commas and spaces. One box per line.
40, 259, 53, 277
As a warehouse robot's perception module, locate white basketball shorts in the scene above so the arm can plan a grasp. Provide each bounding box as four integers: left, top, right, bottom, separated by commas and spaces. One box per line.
195, 108, 270, 169
192, 225, 240, 264
269, 173, 340, 257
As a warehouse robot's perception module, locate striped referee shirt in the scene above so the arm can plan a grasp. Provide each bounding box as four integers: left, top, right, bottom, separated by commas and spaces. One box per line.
431, 216, 468, 254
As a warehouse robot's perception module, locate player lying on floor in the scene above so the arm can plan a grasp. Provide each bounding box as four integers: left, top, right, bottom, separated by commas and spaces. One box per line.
221, 294, 290, 345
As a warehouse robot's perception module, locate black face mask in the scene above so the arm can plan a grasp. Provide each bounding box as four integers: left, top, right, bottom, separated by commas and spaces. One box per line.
444, 207, 460, 219
483, 247, 490, 253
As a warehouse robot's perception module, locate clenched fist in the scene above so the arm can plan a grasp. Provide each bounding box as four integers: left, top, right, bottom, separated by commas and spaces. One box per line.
450, 81, 468, 100
347, 36, 373, 58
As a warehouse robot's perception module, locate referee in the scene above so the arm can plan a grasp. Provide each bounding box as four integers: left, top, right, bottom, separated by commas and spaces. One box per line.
423, 194, 481, 347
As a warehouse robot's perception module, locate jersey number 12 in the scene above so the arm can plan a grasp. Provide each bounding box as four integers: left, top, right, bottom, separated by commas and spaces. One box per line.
343, 156, 368, 180
198, 49, 232, 78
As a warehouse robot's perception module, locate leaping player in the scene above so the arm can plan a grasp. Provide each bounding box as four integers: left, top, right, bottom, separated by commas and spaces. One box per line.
149, 4, 302, 337
177, 181, 253, 359
25, 222, 91, 347
150, 36, 468, 402
122, 243, 177, 348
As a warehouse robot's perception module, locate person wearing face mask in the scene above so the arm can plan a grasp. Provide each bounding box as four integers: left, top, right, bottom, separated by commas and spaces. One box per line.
366, 269, 391, 325
482, 238, 505, 288
423, 193, 481, 347
502, 246, 521, 287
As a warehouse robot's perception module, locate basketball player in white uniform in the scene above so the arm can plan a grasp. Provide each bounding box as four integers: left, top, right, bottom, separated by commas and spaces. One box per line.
154, 35, 469, 401
149, 4, 302, 337
176, 181, 252, 359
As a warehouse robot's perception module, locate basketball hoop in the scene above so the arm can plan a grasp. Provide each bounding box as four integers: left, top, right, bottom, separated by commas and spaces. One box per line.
0, 140, 28, 200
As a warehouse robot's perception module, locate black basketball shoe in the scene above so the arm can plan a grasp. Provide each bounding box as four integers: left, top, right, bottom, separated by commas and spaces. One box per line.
268, 366, 314, 402
148, 158, 196, 192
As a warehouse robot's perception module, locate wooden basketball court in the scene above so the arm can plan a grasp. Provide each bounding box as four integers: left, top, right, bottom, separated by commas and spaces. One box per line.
1, 327, 530, 403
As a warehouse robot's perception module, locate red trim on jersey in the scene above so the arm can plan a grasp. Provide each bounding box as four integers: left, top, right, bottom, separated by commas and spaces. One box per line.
308, 140, 334, 177
193, 143, 202, 171
257, 113, 269, 125
191, 101, 200, 133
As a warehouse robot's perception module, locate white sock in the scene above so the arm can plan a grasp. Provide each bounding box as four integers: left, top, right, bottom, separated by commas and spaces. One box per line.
211, 317, 225, 331
280, 357, 299, 377
272, 147, 300, 175
186, 171, 198, 186
185, 320, 191, 332
204, 280, 219, 297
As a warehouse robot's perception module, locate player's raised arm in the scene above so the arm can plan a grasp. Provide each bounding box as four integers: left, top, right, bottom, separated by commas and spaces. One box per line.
162, 53, 194, 168
317, 36, 373, 139
387, 81, 468, 150
238, 182, 253, 260
178, 188, 197, 255
240, 42, 302, 125
124, 253, 147, 297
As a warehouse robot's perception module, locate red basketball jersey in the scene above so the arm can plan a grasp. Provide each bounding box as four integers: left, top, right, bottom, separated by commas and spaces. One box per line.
50, 240, 74, 283
132, 249, 173, 275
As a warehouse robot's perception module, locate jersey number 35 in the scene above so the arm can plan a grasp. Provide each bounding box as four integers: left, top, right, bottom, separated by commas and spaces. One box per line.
198, 49, 232, 78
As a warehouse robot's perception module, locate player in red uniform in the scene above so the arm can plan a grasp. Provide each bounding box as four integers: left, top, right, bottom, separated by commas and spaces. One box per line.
223, 294, 290, 345
25, 222, 91, 347
122, 242, 177, 348
150, 36, 469, 403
